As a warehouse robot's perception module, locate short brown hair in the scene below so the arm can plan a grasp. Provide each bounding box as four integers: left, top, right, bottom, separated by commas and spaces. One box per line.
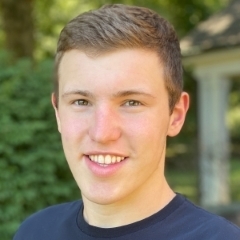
55, 4, 183, 112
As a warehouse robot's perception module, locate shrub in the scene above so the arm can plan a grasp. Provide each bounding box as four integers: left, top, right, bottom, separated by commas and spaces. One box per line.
0, 51, 79, 240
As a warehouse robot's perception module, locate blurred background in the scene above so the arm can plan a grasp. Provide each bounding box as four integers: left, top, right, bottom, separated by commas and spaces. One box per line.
0, 0, 239, 239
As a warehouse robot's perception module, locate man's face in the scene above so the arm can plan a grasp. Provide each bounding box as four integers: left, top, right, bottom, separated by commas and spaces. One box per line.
53, 48, 188, 206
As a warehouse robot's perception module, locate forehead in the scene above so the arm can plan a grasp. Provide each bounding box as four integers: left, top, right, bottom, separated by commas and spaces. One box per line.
58, 48, 166, 96
59, 48, 163, 75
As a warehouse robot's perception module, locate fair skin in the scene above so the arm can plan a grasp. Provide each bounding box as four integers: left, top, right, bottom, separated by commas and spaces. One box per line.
52, 48, 189, 228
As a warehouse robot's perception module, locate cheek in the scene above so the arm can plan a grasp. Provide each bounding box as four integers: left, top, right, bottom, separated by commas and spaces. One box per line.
124, 113, 169, 159
59, 115, 89, 163
125, 113, 168, 139
59, 114, 87, 142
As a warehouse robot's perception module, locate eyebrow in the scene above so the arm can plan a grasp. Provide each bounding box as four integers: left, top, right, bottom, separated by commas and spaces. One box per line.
62, 89, 155, 99
62, 90, 94, 98
113, 90, 155, 99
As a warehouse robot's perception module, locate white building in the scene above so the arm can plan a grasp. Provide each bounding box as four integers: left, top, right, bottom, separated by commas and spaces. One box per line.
181, 0, 240, 207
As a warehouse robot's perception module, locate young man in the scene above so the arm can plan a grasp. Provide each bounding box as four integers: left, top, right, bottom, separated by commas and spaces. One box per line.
14, 4, 240, 239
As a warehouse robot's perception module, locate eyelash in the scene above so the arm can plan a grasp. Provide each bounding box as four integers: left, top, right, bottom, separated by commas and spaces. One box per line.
73, 99, 90, 106
72, 99, 142, 107
124, 100, 142, 106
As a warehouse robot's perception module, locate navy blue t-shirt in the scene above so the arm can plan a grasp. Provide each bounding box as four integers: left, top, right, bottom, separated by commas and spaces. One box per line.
13, 194, 240, 239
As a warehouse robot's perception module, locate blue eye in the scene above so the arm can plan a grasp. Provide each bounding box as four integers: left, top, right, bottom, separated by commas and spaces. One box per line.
74, 99, 89, 106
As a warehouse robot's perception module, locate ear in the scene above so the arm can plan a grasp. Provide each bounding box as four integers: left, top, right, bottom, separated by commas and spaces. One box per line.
167, 92, 189, 137
51, 93, 61, 133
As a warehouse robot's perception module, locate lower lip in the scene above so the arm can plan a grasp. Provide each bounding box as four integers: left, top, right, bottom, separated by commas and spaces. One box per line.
84, 155, 127, 177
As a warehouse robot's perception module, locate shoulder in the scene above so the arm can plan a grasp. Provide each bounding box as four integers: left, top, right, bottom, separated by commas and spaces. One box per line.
21, 200, 82, 224
174, 195, 240, 239
13, 200, 82, 240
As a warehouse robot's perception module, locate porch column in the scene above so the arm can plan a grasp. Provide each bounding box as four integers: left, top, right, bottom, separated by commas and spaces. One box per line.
195, 70, 231, 207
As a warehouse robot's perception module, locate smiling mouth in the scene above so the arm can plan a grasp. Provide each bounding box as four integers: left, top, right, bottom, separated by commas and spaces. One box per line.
88, 155, 126, 165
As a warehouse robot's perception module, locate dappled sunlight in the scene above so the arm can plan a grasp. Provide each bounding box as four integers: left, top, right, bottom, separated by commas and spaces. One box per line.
228, 107, 240, 137
230, 159, 240, 201
199, 14, 233, 36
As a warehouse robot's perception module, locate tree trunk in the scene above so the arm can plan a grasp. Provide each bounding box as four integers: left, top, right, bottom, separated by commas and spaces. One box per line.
0, 0, 35, 59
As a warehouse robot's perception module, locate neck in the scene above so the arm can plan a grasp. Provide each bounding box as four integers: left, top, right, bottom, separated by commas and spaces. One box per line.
82, 176, 175, 228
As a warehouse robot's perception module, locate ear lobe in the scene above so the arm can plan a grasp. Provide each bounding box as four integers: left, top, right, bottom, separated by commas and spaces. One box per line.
167, 92, 189, 137
51, 93, 61, 133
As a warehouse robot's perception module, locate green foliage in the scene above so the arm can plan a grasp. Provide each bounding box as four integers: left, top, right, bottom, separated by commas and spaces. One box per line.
0, 51, 79, 240
228, 79, 240, 141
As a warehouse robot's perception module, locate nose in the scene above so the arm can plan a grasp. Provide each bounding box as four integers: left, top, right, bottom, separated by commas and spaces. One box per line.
88, 106, 121, 144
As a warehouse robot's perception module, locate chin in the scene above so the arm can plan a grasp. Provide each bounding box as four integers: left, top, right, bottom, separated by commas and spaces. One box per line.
82, 188, 126, 206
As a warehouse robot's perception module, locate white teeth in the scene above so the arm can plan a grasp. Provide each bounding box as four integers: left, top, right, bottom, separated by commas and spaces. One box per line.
89, 155, 125, 165
98, 155, 104, 164
104, 155, 112, 164
112, 156, 116, 163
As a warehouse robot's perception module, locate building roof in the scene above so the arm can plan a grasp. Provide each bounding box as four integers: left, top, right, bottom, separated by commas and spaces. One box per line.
181, 0, 240, 56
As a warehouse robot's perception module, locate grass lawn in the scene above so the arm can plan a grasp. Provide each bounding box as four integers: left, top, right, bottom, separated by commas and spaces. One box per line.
165, 159, 240, 204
